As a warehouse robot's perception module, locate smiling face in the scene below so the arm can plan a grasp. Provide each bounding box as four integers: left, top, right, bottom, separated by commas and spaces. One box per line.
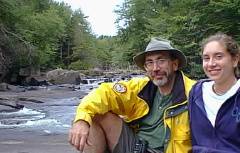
144, 51, 179, 88
202, 41, 239, 84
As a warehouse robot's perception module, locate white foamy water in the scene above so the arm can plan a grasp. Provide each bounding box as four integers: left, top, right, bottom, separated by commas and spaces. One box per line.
0, 107, 44, 116
0, 118, 58, 127
0, 107, 47, 128
0, 97, 79, 133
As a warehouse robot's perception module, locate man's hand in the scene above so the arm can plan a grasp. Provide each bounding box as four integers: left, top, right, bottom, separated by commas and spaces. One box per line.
68, 120, 92, 152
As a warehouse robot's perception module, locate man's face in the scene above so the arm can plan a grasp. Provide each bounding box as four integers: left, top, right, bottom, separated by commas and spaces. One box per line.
144, 51, 179, 87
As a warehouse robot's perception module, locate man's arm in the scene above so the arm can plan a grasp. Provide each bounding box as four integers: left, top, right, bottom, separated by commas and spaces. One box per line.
69, 82, 126, 152
74, 78, 148, 124
68, 77, 148, 151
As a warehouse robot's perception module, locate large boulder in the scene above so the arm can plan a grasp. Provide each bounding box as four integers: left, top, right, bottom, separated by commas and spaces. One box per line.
0, 82, 8, 91
0, 82, 26, 92
0, 98, 24, 112
25, 76, 49, 86
46, 68, 83, 84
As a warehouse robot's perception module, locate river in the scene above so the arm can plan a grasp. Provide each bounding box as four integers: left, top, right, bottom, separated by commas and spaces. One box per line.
0, 97, 80, 134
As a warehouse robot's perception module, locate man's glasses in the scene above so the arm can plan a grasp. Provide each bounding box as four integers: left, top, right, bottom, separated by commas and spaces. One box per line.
144, 58, 169, 69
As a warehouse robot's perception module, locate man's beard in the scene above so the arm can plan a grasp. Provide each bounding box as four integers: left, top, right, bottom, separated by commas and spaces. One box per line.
152, 76, 168, 87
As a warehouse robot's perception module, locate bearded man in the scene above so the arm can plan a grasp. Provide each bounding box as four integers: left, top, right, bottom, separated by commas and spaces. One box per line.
69, 37, 195, 153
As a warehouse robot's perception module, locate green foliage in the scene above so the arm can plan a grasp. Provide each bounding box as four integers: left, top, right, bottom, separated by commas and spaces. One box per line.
115, 0, 240, 79
0, 0, 16, 27
0, 0, 96, 81
1, 0, 240, 81
63, 9, 97, 70
68, 60, 92, 70
14, 8, 65, 67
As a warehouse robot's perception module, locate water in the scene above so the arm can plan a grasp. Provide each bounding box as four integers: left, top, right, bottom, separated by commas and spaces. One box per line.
0, 107, 46, 126
79, 74, 145, 92
0, 97, 80, 134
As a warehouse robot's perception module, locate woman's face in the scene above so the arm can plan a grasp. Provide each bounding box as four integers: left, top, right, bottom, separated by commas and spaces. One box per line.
202, 41, 238, 84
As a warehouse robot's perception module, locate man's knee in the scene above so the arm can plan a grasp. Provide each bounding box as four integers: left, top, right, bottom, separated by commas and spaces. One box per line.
90, 112, 123, 152
93, 112, 123, 127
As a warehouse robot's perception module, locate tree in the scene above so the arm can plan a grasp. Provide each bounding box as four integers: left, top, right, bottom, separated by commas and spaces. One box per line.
68, 10, 96, 70
15, 7, 65, 69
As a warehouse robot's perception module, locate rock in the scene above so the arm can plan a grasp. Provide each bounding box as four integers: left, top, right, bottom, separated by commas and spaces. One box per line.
18, 97, 44, 103
0, 100, 24, 111
0, 82, 9, 91
7, 84, 26, 92
46, 68, 82, 85
25, 77, 49, 86
0, 83, 26, 92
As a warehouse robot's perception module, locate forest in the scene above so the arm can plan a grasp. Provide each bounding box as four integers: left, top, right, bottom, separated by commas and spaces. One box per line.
0, 0, 240, 83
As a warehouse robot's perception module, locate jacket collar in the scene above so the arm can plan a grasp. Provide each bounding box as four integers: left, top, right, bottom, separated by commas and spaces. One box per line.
191, 79, 240, 114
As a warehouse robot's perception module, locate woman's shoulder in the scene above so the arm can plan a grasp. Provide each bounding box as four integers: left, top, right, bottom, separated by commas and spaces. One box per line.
193, 79, 211, 87
190, 79, 212, 94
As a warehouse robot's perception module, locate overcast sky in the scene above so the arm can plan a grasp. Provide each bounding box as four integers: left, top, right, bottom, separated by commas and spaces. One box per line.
55, 0, 123, 36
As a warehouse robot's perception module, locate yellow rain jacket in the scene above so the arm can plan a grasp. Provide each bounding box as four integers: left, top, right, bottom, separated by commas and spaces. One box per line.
74, 71, 195, 153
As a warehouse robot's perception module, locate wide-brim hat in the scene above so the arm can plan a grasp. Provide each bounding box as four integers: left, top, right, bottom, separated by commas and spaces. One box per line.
133, 37, 187, 70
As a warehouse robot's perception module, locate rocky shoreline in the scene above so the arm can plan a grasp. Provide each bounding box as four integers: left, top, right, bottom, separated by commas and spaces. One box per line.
0, 85, 87, 153
0, 85, 87, 112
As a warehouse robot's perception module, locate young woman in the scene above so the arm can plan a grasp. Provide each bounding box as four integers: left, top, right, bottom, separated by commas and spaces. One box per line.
189, 33, 240, 153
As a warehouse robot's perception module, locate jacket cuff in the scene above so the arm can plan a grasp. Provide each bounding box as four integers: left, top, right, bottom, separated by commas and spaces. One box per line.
74, 112, 92, 125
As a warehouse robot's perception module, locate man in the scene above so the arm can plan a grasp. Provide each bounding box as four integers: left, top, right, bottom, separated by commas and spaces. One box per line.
69, 37, 195, 153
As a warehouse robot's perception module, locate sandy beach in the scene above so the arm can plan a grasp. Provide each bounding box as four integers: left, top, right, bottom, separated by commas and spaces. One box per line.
0, 87, 87, 153
0, 128, 79, 153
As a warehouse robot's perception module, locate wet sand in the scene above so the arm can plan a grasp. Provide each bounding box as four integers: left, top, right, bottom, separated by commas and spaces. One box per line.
0, 129, 79, 153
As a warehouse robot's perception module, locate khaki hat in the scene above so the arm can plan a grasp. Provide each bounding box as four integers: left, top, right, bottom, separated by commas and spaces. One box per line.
133, 37, 187, 70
